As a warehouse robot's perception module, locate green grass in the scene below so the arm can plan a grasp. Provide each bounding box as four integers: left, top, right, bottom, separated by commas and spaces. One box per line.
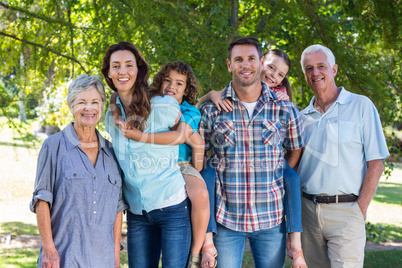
0, 222, 39, 236
373, 181, 402, 205
364, 250, 402, 268
0, 249, 399, 268
366, 222, 402, 243
0, 248, 39, 268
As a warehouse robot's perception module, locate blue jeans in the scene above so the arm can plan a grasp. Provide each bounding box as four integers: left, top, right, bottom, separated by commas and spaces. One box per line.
126, 199, 191, 268
283, 161, 303, 233
200, 162, 217, 234
214, 222, 286, 268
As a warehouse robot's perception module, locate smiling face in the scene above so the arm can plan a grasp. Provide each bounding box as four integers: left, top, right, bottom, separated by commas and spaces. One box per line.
227, 45, 263, 88
261, 53, 289, 88
302, 51, 338, 93
162, 70, 187, 104
108, 50, 138, 96
70, 87, 103, 128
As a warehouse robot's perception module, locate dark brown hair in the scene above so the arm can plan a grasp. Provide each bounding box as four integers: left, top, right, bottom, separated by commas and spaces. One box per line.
228, 37, 263, 61
101, 41, 151, 131
149, 61, 199, 105
263, 49, 293, 101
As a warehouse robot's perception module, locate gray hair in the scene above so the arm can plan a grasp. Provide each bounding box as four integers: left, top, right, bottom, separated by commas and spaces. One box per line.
300, 44, 336, 73
67, 74, 106, 108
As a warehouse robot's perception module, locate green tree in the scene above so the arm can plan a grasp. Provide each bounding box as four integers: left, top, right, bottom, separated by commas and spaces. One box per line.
0, 0, 400, 161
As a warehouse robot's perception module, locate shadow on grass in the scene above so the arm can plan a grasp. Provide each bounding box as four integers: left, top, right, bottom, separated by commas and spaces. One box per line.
0, 141, 39, 149
364, 250, 401, 268
0, 248, 39, 268
0, 222, 39, 236
373, 181, 402, 205
366, 222, 402, 243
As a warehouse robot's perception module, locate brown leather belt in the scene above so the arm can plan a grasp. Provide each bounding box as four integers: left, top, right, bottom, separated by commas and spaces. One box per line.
302, 192, 358, 204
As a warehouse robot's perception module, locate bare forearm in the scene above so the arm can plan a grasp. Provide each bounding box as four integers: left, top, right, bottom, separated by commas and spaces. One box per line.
126, 122, 192, 145
36, 200, 60, 266
113, 212, 123, 260
284, 148, 302, 169
36, 200, 55, 248
186, 132, 205, 172
138, 131, 188, 145
196, 92, 212, 109
357, 159, 384, 216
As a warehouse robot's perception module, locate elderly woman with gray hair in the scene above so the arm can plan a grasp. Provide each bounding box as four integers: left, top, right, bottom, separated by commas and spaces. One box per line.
30, 74, 127, 268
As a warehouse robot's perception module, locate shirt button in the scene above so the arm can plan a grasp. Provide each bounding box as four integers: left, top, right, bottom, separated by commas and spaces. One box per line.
94, 191, 96, 194
93, 201, 96, 204
93, 211, 96, 214
94, 177, 97, 180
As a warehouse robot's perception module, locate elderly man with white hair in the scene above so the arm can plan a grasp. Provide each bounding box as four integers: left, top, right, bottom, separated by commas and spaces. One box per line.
297, 44, 389, 268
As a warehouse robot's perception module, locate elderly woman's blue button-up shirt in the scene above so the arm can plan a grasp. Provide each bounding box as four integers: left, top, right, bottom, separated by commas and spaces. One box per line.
106, 95, 186, 214
30, 123, 127, 268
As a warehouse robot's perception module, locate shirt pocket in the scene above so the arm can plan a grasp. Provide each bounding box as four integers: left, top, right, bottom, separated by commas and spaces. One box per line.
262, 120, 282, 147
213, 120, 236, 148
327, 120, 356, 144
107, 174, 122, 198
64, 169, 85, 195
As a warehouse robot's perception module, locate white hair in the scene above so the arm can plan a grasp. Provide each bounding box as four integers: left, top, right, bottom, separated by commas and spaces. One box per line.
300, 44, 336, 73
67, 74, 106, 108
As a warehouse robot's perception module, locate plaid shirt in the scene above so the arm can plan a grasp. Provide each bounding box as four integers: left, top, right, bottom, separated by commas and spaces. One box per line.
199, 82, 304, 232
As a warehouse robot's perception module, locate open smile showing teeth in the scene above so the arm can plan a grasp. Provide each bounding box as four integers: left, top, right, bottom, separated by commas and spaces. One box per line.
82, 114, 95, 118
265, 76, 274, 84
164, 90, 175, 96
313, 78, 324, 82
118, 78, 129, 82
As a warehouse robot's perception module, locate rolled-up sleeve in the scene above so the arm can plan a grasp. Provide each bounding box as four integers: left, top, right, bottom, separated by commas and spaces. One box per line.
30, 142, 55, 213
117, 173, 128, 213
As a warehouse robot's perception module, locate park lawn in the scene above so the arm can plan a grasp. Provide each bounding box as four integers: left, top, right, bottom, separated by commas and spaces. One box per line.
0, 248, 400, 268
0, 117, 401, 267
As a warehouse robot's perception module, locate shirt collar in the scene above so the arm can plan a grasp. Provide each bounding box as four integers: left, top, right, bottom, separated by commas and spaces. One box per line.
63, 122, 110, 157
303, 86, 349, 115
221, 81, 276, 103
116, 95, 126, 120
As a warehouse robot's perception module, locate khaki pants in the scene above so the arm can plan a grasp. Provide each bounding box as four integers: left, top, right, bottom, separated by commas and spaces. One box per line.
301, 197, 366, 268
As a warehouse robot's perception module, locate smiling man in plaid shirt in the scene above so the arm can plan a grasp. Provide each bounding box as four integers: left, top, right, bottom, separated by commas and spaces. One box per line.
199, 37, 304, 268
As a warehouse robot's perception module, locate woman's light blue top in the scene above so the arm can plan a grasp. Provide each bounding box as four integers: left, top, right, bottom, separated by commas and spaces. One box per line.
106, 95, 185, 214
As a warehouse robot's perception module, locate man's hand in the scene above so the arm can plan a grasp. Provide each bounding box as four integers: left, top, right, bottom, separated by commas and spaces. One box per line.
41, 245, 60, 268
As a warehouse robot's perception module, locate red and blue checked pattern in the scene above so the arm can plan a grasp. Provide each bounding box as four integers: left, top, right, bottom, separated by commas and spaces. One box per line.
199, 82, 304, 232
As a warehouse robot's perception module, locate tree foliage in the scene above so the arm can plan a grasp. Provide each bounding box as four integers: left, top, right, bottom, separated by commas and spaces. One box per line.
1, 0, 401, 161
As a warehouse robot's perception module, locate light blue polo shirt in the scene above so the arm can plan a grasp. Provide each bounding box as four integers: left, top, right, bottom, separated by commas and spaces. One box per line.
106, 95, 185, 214
297, 87, 389, 195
